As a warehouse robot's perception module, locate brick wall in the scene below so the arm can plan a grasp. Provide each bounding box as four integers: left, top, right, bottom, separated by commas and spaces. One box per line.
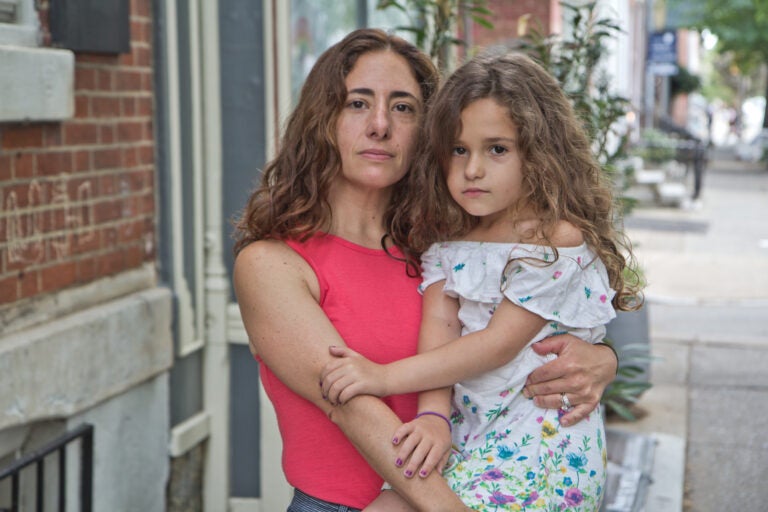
0, 0, 155, 306
469, 0, 557, 49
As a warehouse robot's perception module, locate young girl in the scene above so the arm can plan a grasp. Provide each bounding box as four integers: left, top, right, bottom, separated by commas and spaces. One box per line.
320, 51, 642, 511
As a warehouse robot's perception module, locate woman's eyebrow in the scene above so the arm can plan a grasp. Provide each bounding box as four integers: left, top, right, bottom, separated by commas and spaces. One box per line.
348, 88, 419, 102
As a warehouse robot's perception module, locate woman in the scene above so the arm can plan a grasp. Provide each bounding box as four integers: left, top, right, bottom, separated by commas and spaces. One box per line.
233, 28, 618, 512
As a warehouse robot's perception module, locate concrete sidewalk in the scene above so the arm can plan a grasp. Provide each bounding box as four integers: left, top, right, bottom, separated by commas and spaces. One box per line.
606, 151, 768, 511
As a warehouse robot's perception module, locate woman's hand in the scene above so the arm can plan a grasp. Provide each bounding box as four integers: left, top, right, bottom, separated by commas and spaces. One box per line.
391, 414, 452, 480
522, 335, 617, 426
321, 346, 389, 404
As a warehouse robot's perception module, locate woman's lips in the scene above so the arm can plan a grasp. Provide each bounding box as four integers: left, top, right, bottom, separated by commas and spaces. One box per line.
359, 149, 393, 161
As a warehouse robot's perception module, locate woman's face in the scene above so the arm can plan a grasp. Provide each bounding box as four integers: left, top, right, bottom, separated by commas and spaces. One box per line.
335, 50, 423, 192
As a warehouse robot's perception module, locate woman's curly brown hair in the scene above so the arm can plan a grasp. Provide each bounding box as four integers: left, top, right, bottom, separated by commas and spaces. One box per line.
233, 28, 439, 258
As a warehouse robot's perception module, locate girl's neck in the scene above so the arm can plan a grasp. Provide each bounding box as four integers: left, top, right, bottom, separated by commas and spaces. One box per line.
465, 210, 543, 244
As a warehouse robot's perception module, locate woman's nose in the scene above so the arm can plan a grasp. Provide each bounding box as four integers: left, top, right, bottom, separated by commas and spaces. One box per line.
367, 105, 390, 139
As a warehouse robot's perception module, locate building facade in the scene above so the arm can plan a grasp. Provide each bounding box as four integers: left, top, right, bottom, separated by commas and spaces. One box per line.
1, 0, 171, 510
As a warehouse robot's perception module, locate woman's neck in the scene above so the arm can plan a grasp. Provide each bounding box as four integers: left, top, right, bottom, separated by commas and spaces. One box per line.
327, 184, 392, 249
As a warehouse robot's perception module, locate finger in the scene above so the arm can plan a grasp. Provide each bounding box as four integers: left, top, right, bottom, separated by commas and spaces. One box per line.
526, 361, 588, 397
329, 345, 353, 357
325, 374, 353, 405
392, 422, 416, 447
530, 336, 565, 356
526, 356, 570, 386
338, 382, 365, 404
320, 360, 344, 384
439, 450, 450, 471
417, 445, 446, 478
395, 432, 422, 472
325, 381, 341, 405
402, 440, 431, 479
532, 391, 599, 415
532, 390, 579, 411
558, 403, 594, 427
522, 384, 533, 399
320, 368, 341, 398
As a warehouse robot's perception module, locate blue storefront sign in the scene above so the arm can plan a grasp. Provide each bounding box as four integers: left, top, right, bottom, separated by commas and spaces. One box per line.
648, 30, 678, 76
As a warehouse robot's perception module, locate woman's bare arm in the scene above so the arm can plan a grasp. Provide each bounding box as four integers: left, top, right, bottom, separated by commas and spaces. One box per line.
233, 240, 467, 511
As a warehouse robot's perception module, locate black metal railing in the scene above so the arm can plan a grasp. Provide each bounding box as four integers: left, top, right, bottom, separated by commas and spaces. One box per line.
0, 423, 93, 512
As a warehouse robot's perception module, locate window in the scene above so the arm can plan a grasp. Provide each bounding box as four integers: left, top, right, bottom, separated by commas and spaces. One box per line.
0, 0, 38, 46
0, 0, 74, 122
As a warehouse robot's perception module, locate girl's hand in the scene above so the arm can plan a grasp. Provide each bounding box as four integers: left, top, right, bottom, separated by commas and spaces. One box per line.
320, 346, 388, 404
522, 335, 617, 426
391, 415, 452, 480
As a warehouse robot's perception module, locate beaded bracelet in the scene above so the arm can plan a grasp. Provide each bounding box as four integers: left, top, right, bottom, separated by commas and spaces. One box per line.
414, 411, 452, 432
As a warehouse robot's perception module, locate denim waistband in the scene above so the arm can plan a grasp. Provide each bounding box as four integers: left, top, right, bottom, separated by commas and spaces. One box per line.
287, 488, 362, 512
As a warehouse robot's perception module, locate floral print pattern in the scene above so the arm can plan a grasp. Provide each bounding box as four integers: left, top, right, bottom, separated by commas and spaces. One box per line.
419, 241, 616, 510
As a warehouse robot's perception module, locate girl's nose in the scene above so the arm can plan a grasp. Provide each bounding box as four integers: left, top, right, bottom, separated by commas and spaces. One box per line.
464, 155, 483, 180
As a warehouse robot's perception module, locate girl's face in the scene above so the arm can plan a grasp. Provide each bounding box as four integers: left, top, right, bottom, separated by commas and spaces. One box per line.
335, 50, 423, 192
446, 98, 525, 225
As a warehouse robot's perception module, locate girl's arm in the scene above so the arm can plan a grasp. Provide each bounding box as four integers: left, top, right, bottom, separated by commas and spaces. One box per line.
390, 283, 460, 479
322, 293, 547, 401
234, 241, 468, 511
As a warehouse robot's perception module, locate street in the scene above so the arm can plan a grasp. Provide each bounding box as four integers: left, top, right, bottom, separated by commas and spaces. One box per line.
608, 148, 768, 511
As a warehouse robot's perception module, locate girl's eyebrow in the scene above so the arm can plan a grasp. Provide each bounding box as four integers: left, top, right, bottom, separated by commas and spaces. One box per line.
454, 136, 516, 144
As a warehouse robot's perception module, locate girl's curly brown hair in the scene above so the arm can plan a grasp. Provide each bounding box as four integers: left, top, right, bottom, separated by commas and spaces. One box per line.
393, 51, 642, 311
233, 28, 439, 257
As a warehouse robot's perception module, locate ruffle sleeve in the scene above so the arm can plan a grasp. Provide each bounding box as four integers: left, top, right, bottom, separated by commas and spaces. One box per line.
418, 243, 449, 295
501, 245, 616, 328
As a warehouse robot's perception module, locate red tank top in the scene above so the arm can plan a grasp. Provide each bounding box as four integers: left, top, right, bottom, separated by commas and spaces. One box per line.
258, 234, 421, 508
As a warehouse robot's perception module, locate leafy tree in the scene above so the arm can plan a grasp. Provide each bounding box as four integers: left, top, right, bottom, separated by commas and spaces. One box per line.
375, 0, 493, 71
520, 2, 633, 212
669, 0, 768, 128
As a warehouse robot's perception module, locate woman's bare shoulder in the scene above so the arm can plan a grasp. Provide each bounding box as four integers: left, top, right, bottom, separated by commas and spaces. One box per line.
234, 239, 311, 287
235, 240, 299, 266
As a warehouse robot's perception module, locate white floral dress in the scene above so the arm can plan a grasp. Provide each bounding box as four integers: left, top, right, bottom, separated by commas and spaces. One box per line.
419, 241, 616, 511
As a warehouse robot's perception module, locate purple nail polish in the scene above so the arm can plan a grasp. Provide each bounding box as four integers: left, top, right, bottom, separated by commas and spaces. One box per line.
392, 437, 399, 444
405, 469, 413, 477
419, 470, 427, 477
395, 458, 403, 467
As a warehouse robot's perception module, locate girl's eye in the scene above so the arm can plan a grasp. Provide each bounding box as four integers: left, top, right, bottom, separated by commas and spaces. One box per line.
348, 99, 366, 109
490, 145, 507, 155
452, 146, 467, 156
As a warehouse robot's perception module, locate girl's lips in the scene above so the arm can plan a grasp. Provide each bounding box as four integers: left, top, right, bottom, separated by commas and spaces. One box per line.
463, 188, 487, 198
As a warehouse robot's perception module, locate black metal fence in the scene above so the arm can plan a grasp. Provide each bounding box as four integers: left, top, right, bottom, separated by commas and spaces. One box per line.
0, 424, 93, 512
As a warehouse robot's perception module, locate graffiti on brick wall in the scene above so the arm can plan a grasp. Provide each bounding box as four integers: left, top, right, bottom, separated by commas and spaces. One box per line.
3, 174, 95, 264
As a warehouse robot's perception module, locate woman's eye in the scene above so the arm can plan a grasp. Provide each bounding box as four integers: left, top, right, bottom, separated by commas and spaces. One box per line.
393, 103, 414, 113
452, 146, 467, 156
348, 100, 366, 109
490, 145, 507, 155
